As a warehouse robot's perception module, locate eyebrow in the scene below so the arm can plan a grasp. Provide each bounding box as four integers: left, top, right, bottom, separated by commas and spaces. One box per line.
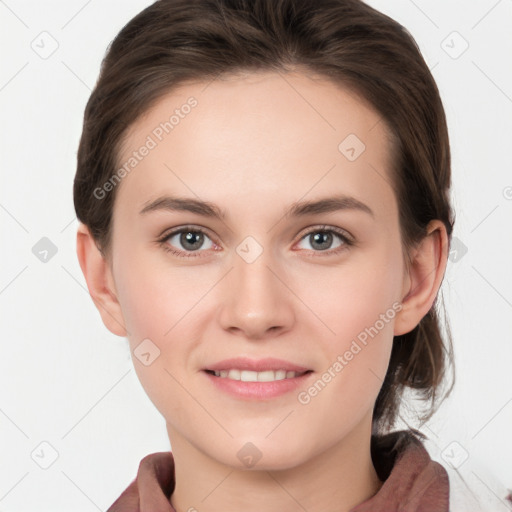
139, 194, 374, 220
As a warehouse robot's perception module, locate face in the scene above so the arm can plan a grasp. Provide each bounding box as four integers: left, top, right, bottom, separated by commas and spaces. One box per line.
107, 70, 408, 469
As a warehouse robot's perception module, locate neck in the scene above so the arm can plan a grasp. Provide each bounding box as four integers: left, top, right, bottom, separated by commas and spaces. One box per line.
167, 413, 383, 512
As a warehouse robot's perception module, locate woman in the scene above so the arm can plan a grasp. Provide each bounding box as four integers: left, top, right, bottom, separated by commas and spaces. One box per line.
74, 0, 461, 510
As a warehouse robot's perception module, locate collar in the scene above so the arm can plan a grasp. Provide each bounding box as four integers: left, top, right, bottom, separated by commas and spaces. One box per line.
107, 429, 449, 512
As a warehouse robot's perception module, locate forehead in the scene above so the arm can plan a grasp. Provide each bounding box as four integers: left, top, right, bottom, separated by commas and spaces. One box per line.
114, 70, 397, 221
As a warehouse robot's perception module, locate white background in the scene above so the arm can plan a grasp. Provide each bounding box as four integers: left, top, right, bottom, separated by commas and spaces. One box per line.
1, 0, 511, 510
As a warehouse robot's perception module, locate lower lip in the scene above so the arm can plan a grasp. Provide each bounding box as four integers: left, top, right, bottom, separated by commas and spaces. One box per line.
202, 370, 313, 400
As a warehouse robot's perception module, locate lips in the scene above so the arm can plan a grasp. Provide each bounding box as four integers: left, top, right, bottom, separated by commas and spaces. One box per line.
204, 357, 312, 373
207, 368, 309, 382
202, 358, 314, 399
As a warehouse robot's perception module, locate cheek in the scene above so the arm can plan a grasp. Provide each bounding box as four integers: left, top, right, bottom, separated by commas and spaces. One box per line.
292, 242, 402, 402
292, 242, 403, 347
113, 249, 214, 391
114, 249, 206, 342
113, 252, 202, 417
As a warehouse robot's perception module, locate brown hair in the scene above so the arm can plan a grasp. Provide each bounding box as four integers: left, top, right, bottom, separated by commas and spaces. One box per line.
73, 0, 455, 434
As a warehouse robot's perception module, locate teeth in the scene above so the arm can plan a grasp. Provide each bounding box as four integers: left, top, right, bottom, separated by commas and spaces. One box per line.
212, 369, 304, 381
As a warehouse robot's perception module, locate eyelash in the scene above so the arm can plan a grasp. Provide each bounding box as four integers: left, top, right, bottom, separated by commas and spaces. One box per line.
156, 225, 354, 259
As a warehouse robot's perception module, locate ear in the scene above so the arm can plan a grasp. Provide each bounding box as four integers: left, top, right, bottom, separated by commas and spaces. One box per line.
76, 223, 128, 337
394, 220, 449, 336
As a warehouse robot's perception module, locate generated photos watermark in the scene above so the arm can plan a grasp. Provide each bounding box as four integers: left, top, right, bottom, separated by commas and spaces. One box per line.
93, 96, 198, 200
297, 301, 403, 405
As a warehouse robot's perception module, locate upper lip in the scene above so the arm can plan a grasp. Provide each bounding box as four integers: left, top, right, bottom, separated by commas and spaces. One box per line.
204, 357, 312, 373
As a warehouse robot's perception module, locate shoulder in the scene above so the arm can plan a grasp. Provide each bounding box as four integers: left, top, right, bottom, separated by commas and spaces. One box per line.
106, 451, 176, 512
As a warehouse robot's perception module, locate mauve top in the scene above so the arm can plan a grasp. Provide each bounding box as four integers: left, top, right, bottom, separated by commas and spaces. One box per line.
107, 429, 450, 512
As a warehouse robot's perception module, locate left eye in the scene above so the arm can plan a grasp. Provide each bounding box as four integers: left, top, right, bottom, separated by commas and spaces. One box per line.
296, 228, 351, 253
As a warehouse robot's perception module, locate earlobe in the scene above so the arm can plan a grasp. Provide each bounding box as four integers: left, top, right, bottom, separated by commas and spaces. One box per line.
394, 220, 448, 336
76, 223, 128, 337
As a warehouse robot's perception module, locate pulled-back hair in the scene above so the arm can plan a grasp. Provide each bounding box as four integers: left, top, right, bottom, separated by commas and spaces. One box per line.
73, 0, 455, 434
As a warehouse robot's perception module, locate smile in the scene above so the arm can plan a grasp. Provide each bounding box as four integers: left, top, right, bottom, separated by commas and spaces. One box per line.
206, 369, 311, 381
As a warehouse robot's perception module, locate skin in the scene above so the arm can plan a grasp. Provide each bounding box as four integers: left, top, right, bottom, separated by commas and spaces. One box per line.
77, 70, 448, 512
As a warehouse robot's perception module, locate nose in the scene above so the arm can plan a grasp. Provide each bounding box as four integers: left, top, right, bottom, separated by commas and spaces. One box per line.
218, 247, 295, 340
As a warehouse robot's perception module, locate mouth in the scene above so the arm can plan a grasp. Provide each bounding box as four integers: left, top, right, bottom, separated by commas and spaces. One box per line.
204, 368, 313, 382
201, 357, 314, 399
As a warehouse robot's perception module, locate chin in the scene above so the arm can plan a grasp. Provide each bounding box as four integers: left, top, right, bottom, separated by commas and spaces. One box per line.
215, 438, 308, 472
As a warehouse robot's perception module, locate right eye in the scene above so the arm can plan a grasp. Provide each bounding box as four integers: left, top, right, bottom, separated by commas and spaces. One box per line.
157, 226, 217, 258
